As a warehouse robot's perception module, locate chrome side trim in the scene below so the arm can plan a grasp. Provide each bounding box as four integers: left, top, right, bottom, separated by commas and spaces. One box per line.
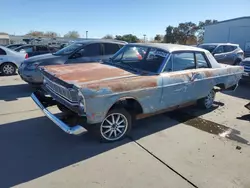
31, 93, 85, 135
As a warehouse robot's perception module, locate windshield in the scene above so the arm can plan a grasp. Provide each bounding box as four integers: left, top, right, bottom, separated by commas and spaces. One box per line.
109, 45, 168, 73
53, 43, 83, 55
199, 44, 217, 53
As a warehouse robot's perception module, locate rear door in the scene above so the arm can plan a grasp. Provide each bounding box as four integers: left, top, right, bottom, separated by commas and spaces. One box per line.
65, 43, 103, 64
36, 45, 50, 55
102, 43, 122, 61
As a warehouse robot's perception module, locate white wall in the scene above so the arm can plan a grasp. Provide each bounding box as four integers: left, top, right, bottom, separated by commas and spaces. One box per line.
204, 17, 250, 51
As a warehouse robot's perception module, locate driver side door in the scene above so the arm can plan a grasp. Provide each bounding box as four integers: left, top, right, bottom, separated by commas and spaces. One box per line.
65, 43, 103, 64
160, 52, 197, 109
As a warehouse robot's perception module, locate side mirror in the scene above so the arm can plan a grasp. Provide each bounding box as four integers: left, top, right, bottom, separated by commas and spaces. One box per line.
71, 52, 82, 59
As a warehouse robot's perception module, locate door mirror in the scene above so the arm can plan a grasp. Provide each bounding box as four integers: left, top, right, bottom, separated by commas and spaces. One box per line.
71, 52, 82, 59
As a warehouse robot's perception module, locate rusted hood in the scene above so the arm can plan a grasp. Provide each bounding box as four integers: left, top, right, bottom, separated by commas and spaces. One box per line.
43, 62, 138, 85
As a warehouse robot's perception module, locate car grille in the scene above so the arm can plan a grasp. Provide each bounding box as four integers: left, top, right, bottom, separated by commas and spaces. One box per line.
44, 77, 78, 102
242, 61, 250, 73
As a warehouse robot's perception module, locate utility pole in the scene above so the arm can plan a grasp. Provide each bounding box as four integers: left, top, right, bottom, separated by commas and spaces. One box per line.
143, 34, 146, 43
86, 31, 88, 39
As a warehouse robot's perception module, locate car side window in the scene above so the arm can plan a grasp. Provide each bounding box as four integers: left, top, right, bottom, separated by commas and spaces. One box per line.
196, 53, 209, 68
103, 43, 120, 55
223, 45, 236, 53
214, 46, 224, 54
36, 45, 48, 51
82, 43, 101, 57
172, 52, 195, 71
0, 48, 6, 55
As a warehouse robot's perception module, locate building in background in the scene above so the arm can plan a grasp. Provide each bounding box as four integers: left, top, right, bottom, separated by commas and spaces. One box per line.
0, 33, 10, 45
204, 17, 250, 57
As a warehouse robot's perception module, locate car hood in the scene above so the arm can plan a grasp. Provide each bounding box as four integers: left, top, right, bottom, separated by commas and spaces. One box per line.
25, 53, 62, 63
43, 63, 138, 85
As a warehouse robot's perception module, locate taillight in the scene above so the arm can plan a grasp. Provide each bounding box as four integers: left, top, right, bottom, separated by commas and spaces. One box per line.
25, 54, 28, 59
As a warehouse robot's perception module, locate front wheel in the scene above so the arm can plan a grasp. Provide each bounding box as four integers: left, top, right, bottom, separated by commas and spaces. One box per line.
197, 89, 216, 109
93, 108, 132, 142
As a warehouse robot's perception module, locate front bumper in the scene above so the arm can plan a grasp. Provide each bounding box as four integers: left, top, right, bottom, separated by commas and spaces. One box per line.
31, 92, 86, 135
18, 65, 43, 84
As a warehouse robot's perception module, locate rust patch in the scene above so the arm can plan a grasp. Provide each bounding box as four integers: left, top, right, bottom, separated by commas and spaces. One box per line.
203, 70, 213, 78
86, 75, 158, 93
136, 101, 196, 120
44, 63, 136, 84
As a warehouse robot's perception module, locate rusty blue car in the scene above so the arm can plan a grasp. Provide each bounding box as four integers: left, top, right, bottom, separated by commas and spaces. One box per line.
31, 43, 244, 142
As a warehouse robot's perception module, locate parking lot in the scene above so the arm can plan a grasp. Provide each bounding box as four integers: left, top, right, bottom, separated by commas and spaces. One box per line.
0, 75, 249, 188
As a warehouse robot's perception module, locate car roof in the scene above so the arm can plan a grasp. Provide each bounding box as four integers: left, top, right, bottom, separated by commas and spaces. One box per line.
200, 43, 239, 46
127, 43, 207, 53
75, 39, 127, 45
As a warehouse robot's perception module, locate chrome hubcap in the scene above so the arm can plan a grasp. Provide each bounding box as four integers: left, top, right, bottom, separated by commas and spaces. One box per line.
3, 64, 14, 75
100, 113, 128, 141
205, 90, 215, 108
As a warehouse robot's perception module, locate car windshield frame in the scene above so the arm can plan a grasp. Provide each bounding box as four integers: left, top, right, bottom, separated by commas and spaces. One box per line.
53, 42, 84, 55
107, 45, 169, 74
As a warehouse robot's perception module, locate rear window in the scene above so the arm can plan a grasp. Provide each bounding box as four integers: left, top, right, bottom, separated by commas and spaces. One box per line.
223, 45, 237, 52
199, 45, 217, 53
103, 43, 120, 55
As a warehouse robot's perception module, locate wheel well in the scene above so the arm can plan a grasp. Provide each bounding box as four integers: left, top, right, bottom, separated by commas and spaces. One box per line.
109, 98, 143, 116
0, 62, 17, 69
215, 83, 225, 90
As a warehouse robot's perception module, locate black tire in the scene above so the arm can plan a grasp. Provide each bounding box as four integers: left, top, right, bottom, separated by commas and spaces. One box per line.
57, 103, 73, 115
234, 58, 241, 65
1, 63, 16, 76
197, 89, 216, 109
88, 108, 132, 142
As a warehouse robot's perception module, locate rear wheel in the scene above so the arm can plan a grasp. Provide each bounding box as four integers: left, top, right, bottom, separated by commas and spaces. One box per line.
1, 63, 16, 76
197, 89, 216, 109
234, 58, 241, 65
89, 108, 132, 142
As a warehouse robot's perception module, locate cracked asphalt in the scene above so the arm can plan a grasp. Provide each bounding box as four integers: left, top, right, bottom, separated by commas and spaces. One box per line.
0, 75, 250, 188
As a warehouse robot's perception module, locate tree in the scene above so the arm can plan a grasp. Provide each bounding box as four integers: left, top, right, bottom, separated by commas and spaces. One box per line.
154, 34, 163, 42
44, 31, 60, 38
64, 31, 80, 38
197, 19, 218, 43
26, 31, 44, 37
102, 34, 114, 39
115, 34, 139, 43
164, 26, 176, 43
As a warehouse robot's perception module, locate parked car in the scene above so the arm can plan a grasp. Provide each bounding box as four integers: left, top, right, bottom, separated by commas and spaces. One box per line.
198, 43, 244, 65
31, 43, 244, 142
19, 40, 127, 85
0, 46, 28, 76
6, 43, 25, 50
14, 44, 57, 57
240, 57, 250, 81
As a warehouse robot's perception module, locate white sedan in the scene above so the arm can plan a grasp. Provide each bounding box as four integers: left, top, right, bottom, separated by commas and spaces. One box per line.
0, 46, 28, 76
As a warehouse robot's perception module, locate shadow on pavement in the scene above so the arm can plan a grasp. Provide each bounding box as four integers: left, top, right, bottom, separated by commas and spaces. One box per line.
0, 114, 176, 188
0, 84, 34, 101
222, 82, 250, 100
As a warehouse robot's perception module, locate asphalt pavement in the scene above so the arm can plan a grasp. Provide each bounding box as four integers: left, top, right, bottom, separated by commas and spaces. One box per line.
0, 75, 249, 188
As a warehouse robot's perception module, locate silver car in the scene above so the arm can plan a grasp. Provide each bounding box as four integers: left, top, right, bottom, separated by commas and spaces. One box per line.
198, 43, 244, 65
0, 46, 28, 76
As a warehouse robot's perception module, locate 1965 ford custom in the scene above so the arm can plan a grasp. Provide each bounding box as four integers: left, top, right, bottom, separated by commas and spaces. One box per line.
31, 43, 244, 142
